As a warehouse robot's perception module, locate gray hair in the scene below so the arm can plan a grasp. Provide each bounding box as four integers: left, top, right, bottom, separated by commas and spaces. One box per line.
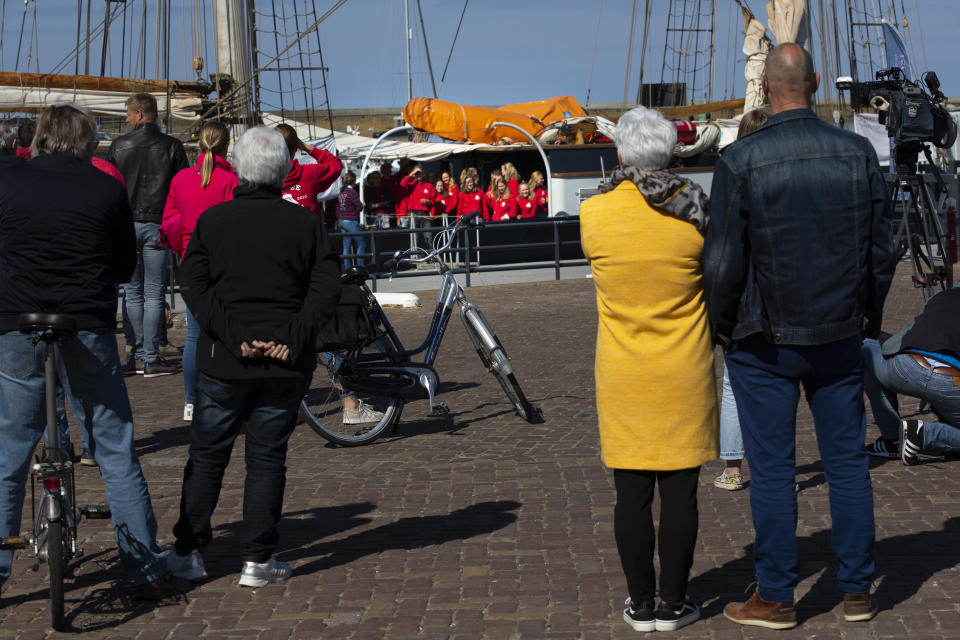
0, 124, 16, 153
612, 105, 677, 170
232, 126, 290, 190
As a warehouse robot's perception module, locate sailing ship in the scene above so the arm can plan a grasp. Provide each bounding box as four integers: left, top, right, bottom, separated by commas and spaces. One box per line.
0, 1, 950, 214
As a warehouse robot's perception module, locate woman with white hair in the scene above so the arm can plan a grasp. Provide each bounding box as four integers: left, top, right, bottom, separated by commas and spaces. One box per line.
580, 106, 718, 632
168, 126, 341, 588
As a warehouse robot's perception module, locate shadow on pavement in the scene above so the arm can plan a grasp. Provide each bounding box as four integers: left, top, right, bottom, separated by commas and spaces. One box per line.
283, 500, 521, 575
689, 517, 960, 623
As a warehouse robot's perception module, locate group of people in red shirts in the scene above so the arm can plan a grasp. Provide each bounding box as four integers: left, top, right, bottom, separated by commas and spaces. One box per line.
362, 159, 549, 227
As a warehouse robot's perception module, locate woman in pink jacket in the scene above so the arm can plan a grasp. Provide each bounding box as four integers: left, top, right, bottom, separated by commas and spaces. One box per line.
161, 121, 238, 422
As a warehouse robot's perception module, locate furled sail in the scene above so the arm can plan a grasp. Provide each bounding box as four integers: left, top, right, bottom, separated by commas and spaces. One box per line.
765, 0, 805, 45
741, 5, 772, 113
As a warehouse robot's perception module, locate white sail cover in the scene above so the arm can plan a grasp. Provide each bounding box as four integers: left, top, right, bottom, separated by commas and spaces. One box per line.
742, 5, 772, 113
765, 0, 805, 45
0, 86, 202, 122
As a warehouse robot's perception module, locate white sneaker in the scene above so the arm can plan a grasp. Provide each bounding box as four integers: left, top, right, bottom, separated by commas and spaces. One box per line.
238, 555, 291, 587
166, 549, 207, 581
183, 404, 194, 422
342, 401, 384, 425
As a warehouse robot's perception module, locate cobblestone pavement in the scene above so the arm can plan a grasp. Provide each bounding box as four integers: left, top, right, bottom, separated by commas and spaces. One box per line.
1, 263, 959, 639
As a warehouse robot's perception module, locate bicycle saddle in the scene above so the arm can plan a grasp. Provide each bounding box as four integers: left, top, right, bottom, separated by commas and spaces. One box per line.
18, 312, 78, 337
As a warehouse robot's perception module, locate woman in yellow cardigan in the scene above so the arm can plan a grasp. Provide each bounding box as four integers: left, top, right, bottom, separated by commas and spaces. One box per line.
580, 106, 718, 633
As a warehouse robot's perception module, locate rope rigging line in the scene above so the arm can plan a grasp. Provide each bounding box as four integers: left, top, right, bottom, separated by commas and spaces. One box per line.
585, 0, 603, 107
438, 0, 468, 94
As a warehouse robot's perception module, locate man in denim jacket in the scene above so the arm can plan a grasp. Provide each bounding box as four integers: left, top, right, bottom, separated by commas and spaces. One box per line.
703, 44, 895, 629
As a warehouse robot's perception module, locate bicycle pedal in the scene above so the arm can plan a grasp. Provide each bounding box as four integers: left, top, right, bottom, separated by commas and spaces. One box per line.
0, 535, 30, 550
80, 505, 112, 519
430, 402, 449, 416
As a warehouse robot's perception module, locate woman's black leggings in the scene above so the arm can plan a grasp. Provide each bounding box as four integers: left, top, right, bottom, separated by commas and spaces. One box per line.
613, 466, 700, 606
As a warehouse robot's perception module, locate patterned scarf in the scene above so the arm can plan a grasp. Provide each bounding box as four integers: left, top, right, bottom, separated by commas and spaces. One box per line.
599, 166, 709, 234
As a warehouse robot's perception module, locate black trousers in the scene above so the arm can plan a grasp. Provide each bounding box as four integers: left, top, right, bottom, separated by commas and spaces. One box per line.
173, 374, 308, 562
614, 466, 700, 606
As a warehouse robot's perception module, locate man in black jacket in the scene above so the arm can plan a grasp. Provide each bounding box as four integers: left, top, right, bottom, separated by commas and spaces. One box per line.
0, 104, 186, 600
166, 126, 341, 587
106, 92, 188, 377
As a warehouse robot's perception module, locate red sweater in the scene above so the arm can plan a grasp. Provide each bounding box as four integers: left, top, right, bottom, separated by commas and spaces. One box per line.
457, 190, 489, 221
533, 187, 548, 215
401, 175, 435, 215
161, 154, 238, 257
516, 196, 536, 219
434, 192, 457, 217
489, 195, 518, 222
281, 147, 342, 215
507, 177, 519, 198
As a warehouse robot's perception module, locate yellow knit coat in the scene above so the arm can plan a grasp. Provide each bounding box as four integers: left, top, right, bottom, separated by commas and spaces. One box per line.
580, 180, 719, 470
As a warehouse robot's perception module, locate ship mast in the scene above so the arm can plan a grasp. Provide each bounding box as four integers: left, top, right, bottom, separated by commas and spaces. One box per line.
214, 0, 258, 129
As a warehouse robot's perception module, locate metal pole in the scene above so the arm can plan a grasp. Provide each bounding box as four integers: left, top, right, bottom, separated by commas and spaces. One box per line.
490, 121, 553, 217
358, 124, 414, 226
405, 0, 412, 102
553, 221, 561, 281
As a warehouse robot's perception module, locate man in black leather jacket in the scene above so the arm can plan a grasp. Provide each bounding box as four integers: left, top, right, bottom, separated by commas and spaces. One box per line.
107, 93, 188, 377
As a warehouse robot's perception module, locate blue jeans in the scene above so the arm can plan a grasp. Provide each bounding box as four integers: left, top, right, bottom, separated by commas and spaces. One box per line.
726, 335, 874, 602
182, 306, 201, 405
719, 362, 744, 460
862, 339, 960, 454
125, 222, 166, 364
173, 373, 308, 562
338, 218, 366, 268
0, 332, 167, 587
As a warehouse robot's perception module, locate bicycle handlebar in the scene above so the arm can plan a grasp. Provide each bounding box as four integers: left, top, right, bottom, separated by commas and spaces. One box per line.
390, 212, 482, 271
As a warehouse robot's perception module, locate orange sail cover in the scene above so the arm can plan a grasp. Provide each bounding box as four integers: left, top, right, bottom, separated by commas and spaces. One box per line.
403, 95, 589, 144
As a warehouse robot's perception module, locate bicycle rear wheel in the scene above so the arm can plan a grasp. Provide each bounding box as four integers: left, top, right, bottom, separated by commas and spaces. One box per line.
47, 518, 65, 630
461, 304, 539, 423
299, 336, 403, 446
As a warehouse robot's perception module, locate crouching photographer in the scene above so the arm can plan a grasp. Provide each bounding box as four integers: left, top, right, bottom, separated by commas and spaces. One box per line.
864, 287, 960, 465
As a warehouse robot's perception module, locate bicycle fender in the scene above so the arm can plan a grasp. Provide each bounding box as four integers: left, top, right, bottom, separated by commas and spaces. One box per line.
42, 492, 61, 522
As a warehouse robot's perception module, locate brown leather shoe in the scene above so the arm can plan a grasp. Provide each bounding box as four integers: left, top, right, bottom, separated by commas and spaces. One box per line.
843, 592, 877, 622
724, 591, 797, 629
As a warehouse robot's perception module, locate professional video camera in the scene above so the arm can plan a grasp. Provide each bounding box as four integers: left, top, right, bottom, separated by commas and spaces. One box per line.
854, 67, 956, 166
838, 67, 958, 298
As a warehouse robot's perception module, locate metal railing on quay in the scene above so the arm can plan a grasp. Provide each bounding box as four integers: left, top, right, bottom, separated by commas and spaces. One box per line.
329, 216, 587, 291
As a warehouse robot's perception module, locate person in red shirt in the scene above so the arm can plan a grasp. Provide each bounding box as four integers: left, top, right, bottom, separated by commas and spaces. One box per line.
400, 164, 436, 247
529, 170, 548, 217
275, 123, 342, 216
488, 176, 518, 222
15, 121, 34, 160
501, 162, 521, 199
456, 175, 488, 221
365, 171, 393, 229
433, 180, 457, 222
516, 182, 537, 220
160, 121, 238, 422
441, 170, 459, 203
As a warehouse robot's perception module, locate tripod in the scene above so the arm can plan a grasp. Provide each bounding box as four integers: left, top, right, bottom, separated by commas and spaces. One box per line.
888, 144, 954, 302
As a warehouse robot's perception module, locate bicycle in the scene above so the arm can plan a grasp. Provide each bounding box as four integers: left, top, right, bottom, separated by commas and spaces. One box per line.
300, 212, 542, 446
0, 313, 110, 630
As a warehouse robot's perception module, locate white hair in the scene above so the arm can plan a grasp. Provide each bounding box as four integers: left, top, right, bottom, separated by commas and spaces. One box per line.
232, 126, 290, 190
612, 106, 677, 170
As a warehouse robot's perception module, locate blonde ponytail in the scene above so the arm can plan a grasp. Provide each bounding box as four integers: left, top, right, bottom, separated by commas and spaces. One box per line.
198, 121, 230, 188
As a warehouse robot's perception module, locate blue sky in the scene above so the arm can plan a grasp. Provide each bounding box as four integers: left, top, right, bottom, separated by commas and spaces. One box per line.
2, 1, 957, 112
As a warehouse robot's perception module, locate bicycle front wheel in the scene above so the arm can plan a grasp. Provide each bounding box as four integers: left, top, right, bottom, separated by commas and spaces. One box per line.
300, 336, 403, 446
47, 518, 65, 630
460, 304, 539, 423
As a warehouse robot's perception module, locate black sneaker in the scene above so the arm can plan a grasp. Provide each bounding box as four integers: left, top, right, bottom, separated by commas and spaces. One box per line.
623, 597, 656, 632
143, 359, 180, 378
79, 447, 97, 467
655, 599, 700, 631
866, 436, 899, 459
136, 571, 190, 600
122, 357, 144, 376
901, 419, 924, 466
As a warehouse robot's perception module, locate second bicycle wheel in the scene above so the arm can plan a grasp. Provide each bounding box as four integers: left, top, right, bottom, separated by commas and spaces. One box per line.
46, 518, 66, 630
460, 304, 539, 423
299, 336, 403, 446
